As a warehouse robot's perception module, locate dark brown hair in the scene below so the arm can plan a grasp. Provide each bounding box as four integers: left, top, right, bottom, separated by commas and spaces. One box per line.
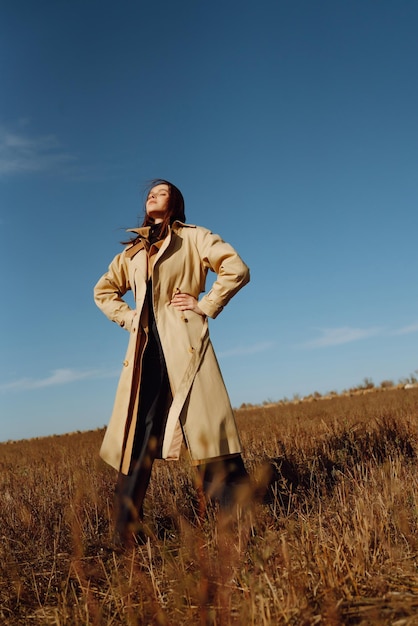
122, 179, 186, 245
141, 179, 186, 236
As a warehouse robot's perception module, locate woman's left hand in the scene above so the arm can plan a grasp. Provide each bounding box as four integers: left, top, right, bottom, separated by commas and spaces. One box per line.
170, 291, 205, 316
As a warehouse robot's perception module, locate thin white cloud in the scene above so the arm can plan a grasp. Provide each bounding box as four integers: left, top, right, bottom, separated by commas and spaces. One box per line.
392, 322, 418, 336
0, 368, 117, 392
218, 341, 275, 358
0, 126, 76, 176
299, 326, 383, 349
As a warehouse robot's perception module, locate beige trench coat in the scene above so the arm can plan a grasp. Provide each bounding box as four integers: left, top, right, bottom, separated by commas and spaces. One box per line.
94, 221, 250, 474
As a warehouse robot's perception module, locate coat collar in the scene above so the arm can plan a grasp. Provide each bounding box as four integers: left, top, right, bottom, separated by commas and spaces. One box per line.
124, 222, 195, 259
126, 221, 195, 236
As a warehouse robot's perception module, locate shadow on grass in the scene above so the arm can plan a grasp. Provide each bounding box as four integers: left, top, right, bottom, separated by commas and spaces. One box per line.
257, 414, 417, 511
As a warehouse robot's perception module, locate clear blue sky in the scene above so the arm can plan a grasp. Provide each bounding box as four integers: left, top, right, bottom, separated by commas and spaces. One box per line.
1, 0, 417, 441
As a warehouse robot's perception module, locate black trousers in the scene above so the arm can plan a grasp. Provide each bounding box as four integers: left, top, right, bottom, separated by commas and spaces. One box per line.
115, 312, 170, 539
196, 455, 250, 509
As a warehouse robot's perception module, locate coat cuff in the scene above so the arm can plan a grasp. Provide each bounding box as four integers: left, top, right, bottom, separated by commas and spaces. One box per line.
198, 295, 224, 319
117, 309, 137, 331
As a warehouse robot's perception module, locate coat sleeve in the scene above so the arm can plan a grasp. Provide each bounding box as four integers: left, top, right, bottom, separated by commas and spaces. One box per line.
93, 249, 136, 331
193, 227, 250, 319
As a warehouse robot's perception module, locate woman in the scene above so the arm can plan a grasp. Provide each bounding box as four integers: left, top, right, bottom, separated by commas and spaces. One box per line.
94, 179, 250, 545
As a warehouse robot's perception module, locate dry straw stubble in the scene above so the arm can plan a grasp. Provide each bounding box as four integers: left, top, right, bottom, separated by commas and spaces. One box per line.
1, 387, 418, 624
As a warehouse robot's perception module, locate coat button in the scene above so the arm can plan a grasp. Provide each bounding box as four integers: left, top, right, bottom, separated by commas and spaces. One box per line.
123, 360, 129, 367
188, 347, 195, 354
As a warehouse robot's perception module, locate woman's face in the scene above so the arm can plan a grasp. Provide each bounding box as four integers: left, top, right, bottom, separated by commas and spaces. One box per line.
146, 183, 170, 223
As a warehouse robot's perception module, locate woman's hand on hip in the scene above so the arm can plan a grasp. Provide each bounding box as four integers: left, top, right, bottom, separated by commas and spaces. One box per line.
170, 291, 205, 316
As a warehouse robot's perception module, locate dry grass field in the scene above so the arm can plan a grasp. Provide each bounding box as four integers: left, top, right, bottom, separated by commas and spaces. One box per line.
2, 387, 418, 625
